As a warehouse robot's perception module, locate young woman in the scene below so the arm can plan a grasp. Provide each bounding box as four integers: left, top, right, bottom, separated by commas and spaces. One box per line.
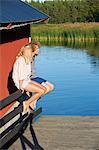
12, 42, 54, 112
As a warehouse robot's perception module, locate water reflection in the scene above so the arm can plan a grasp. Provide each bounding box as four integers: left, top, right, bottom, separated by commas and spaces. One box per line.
40, 40, 99, 73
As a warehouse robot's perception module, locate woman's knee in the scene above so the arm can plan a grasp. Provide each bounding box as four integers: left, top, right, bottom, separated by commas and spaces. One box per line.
50, 84, 54, 91
46, 82, 55, 91
45, 85, 51, 93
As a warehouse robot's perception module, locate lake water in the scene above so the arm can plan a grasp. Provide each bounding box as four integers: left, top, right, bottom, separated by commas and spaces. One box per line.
33, 42, 99, 116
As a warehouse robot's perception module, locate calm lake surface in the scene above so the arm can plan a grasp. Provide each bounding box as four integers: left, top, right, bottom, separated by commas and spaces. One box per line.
33, 42, 99, 116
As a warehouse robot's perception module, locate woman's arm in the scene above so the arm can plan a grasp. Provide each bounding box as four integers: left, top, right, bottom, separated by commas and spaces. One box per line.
18, 57, 26, 92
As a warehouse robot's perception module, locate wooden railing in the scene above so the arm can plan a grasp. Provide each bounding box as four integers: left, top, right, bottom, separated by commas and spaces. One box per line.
0, 90, 42, 149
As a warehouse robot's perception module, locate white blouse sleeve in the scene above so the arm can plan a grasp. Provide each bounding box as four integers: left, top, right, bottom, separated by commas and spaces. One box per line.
18, 58, 26, 80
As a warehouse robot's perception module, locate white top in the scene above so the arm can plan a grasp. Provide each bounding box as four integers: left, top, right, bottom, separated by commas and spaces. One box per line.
12, 56, 31, 89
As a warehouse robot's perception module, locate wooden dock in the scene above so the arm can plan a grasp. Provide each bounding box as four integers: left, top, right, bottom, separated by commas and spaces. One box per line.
9, 116, 99, 150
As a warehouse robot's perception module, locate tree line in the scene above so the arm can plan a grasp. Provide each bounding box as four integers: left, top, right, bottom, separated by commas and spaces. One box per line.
29, 0, 99, 23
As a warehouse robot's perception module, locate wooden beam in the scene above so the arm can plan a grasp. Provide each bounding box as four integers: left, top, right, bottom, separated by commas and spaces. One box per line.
0, 90, 22, 110
0, 105, 23, 128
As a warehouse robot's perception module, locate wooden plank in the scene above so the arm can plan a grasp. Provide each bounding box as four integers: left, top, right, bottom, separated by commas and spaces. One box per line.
0, 105, 23, 128
0, 113, 28, 138
0, 114, 29, 148
0, 90, 22, 110
9, 116, 99, 150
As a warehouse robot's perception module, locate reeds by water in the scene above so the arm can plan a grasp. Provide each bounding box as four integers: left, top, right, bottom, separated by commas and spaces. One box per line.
31, 23, 99, 42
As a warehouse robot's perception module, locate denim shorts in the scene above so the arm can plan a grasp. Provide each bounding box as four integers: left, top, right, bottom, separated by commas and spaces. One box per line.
30, 77, 47, 84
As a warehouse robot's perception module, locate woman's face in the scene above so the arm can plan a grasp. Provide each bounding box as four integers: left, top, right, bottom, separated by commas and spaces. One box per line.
24, 47, 32, 58
23, 45, 39, 59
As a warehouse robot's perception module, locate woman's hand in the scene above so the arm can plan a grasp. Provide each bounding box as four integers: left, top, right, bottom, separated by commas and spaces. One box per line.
19, 80, 24, 93
19, 86, 24, 93
19, 85, 24, 93
21, 88, 24, 93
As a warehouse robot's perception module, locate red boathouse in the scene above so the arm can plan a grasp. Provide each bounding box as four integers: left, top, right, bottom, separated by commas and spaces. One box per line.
0, 0, 49, 118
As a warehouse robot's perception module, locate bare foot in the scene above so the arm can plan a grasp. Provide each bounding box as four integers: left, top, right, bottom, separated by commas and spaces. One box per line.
23, 101, 29, 113
29, 100, 37, 110
26, 91, 31, 97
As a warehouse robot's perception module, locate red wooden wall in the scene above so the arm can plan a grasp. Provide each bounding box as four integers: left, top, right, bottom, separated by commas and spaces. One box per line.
0, 24, 30, 118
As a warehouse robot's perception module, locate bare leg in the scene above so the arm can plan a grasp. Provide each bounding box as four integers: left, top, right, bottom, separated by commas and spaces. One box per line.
45, 81, 54, 91
30, 80, 54, 94
28, 80, 54, 110
28, 80, 47, 110
41, 81, 55, 94
23, 82, 46, 112
30, 80, 47, 91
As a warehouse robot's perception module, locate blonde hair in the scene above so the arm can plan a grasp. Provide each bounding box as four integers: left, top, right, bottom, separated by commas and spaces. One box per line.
16, 42, 33, 64
32, 41, 41, 51
16, 41, 41, 64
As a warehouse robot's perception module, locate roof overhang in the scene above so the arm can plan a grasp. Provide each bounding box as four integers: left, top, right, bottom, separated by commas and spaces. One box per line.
0, 0, 50, 30
0, 18, 49, 30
